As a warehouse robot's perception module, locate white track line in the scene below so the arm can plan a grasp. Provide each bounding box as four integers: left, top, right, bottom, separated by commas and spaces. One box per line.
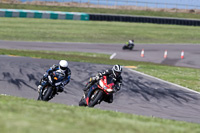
128, 68, 200, 95
1, 94, 8, 96
110, 53, 117, 59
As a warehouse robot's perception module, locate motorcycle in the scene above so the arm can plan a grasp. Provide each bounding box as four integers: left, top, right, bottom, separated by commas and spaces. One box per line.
79, 76, 115, 107
122, 44, 134, 50
37, 71, 65, 101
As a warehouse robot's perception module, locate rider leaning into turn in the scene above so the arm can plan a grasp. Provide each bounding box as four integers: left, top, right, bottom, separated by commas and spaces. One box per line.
38, 60, 71, 93
83, 64, 123, 103
126, 40, 134, 47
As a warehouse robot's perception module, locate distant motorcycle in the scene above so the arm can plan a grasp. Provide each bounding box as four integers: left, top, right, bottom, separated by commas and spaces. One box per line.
122, 44, 134, 50
79, 76, 115, 107
37, 71, 65, 101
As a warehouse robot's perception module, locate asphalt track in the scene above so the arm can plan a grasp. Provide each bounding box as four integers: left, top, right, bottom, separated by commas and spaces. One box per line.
0, 40, 200, 68
0, 40, 200, 124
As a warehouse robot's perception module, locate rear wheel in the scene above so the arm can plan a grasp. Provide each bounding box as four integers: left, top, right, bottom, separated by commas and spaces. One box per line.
88, 90, 104, 107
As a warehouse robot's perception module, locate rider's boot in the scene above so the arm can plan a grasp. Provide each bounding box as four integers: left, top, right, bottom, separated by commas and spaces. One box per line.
57, 87, 64, 92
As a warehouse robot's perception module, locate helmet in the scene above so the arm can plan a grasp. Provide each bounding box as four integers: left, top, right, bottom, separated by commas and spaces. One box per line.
59, 60, 68, 71
129, 40, 133, 44
112, 64, 122, 78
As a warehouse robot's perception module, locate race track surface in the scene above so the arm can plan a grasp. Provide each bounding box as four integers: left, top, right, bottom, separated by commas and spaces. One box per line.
0, 40, 200, 68
1, 56, 200, 123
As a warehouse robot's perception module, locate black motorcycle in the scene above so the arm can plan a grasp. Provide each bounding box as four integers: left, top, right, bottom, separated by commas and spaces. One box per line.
37, 71, 65, 101
122, 44, 134, 50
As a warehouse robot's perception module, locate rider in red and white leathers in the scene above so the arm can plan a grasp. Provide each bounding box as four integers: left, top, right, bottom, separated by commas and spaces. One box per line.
83, 64, 123, 103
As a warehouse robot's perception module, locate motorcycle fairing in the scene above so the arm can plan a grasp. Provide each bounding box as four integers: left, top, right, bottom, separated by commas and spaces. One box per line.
86, 84, 98, 105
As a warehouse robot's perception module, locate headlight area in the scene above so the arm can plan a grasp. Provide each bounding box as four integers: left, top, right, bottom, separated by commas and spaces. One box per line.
106, 89, 113, 93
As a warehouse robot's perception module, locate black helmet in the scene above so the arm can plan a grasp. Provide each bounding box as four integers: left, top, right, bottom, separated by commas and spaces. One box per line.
112, 64, 122, 78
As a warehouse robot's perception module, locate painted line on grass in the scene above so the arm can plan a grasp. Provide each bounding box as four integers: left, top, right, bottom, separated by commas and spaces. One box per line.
128, 68, 200, 95
110, 53, 116, 59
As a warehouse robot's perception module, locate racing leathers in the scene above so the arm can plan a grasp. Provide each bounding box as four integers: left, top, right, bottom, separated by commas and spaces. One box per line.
83, 69, 122, 103
38, 64, 71, 93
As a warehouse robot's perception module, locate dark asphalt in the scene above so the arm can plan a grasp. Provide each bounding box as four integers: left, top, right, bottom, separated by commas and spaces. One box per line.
0, 40, 200, 68
1, 56, 200, 123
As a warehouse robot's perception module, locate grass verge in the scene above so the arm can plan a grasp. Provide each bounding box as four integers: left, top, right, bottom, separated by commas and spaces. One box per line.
1, 3, 200, 20
0, 48, 199, 92
1, 17, 200, 43
0, 95, 200, 133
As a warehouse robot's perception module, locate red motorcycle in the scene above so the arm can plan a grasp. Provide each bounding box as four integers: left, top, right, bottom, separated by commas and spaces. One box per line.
79, 76, 115, 107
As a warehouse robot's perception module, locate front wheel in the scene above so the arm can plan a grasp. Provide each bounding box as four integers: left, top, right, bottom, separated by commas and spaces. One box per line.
88, 90, 104, 107
79, 97, 87, 106
40, 86, 53, 101
122, 45, 127, 50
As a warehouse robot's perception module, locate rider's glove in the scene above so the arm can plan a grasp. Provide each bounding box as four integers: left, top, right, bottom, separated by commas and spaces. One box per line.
98, 72, 102, 77
95, 72, 103, 80
95, 74, 102, 80
113, 84, 120, 92
48, 70, 53, 75
95, 75, 100, 80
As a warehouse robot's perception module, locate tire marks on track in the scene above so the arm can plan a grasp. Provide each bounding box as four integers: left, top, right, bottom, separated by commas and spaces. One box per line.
1, 56, 200, 123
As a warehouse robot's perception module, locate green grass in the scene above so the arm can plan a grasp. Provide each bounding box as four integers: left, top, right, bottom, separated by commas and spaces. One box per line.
1, 48, 200, 92
1, 3, 200, 20
136, 65, 200, 92
1, 17, 200, 43
1, 4, 200, 132
1, 95, 200, 133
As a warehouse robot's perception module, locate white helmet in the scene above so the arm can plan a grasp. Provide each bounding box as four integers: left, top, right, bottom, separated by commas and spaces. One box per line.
129, 40, 133, 44
59, 60, 68, 71
112, 64, 122, 78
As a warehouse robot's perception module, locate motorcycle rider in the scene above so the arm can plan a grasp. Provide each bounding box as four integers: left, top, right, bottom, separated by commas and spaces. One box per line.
37, 60, 71, 93
83, 64, 123, 103
126, 40, 134, 48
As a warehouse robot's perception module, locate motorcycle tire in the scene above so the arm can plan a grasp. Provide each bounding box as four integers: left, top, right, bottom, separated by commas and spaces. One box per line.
37, 89, 43, 101
122, 45, 127, 50
88, 90, 103, 107
41, 86, 53, 101
79, 97, 87, 106
37, 95, 41, 100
